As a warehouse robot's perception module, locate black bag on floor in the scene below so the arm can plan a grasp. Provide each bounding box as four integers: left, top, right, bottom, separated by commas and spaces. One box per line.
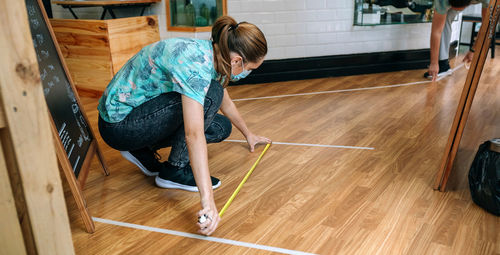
468, 139, 500, 216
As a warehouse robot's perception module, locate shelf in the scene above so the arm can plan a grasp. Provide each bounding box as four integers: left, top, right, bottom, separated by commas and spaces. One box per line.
353, 0, 433, 26
166, 0, 227, 32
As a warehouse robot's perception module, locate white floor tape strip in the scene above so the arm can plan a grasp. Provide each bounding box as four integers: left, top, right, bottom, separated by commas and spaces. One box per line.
233, 80, 430, 101
93, 217, 317, 255
233, 64, 464, 102
437, 63, 465, 81
224, 139, 375, 150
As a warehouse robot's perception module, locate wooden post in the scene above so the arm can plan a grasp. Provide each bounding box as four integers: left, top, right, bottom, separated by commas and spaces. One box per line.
0, 144, 28, 255
434, 0, 500, 191
0, 0, 75, 253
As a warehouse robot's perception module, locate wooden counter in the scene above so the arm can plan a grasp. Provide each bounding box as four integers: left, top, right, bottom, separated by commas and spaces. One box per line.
51, 15, 160, 97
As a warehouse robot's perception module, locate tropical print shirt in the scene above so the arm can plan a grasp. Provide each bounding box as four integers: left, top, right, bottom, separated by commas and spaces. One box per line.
98, 38, 218, 123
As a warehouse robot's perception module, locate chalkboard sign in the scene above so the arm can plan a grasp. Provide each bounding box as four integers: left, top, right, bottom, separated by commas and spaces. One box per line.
25, 0, 92, 178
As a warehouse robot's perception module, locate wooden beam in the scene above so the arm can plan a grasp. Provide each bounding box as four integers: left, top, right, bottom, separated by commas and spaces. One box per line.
0, 140, 26, 255
0, 0, 75, 253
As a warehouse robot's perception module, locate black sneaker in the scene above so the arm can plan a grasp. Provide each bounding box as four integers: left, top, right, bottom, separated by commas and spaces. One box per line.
120, 149, 162, 176
424, 59, 452, 79
155, 162, 221, 192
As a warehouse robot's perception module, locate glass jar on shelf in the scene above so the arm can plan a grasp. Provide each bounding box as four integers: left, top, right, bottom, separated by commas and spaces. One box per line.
353, 0, 434, 26
167, 0, 226, 32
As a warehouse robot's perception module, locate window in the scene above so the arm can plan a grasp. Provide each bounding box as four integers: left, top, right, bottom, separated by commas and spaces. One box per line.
167, 0, 227, 32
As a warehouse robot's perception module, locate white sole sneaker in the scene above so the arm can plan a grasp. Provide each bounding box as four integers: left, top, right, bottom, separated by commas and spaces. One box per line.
426, 69, 452, 79
120, 151, 159, 176
154, 176, 221, 192
437, 69, 453, 78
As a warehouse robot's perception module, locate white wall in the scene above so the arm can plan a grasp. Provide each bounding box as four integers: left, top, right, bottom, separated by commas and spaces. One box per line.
460, 4, 484, 45
52, 0, 472, 60
227, 0, 433, 59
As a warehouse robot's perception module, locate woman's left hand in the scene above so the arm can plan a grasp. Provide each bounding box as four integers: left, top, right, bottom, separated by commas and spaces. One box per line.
463, 51, 474, 64
246, 133, 271, 152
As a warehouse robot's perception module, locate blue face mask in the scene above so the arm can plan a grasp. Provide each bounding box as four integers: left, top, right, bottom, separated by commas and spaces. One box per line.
230, 61, 252, 82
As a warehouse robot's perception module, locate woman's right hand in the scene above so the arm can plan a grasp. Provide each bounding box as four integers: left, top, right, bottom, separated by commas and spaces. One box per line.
181, 95, 221, 236
197, 197, 220, 235
463, 51, 474, 66
428, 62, 439, 82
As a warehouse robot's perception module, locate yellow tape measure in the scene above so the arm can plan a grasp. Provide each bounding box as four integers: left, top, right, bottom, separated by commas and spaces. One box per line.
219, 143, 271, 217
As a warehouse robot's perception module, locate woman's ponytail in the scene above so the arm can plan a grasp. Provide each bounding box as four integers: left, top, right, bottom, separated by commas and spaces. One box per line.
211, 16, 267, 87
211, 16, 237, 87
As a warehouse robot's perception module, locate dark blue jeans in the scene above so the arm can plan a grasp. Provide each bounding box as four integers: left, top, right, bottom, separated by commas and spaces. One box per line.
98, 80, 232, 167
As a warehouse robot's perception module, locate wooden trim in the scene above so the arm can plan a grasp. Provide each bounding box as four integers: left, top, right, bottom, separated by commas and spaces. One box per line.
166, 26, 212, 32
222, 0, 227, 15
166, 0, 172, 29
0, 0, 75, 253
166, 26, 196, 32
434, 0, 500, 191
195, 26, 212, 32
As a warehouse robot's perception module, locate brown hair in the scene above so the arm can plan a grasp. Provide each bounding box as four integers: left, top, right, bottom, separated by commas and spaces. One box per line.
449, 0, 472, 7
211, 16, 267, 87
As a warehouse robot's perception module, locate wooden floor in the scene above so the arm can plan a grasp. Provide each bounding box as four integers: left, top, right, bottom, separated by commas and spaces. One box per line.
69, 51, 499, 255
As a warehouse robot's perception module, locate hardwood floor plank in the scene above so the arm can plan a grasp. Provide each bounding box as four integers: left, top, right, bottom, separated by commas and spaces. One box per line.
71, 50, 499, 254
